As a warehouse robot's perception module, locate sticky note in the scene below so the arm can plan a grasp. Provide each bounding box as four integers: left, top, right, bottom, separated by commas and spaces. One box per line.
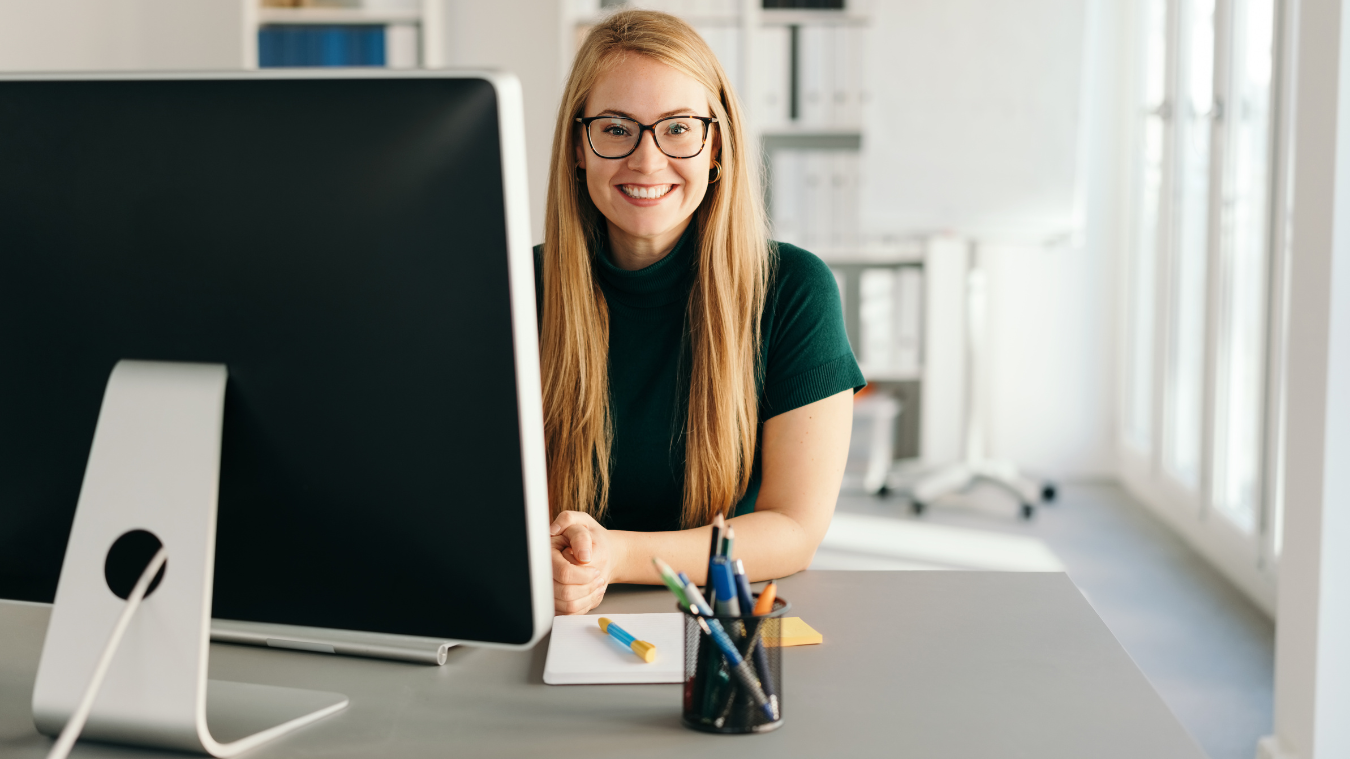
763, 617, 822, 647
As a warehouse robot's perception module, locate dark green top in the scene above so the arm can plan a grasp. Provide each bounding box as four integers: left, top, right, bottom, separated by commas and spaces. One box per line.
535, 226, 864, 533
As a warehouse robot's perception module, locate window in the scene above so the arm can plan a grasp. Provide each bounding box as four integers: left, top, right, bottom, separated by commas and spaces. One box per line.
1125, 0, 1169, 454
1119, 0, 1280, 593
1212, 0, 1276, 532
1164, 0, 1216, 489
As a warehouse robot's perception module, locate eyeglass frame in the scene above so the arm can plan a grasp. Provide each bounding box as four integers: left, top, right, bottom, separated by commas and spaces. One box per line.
575, 114, 719, 160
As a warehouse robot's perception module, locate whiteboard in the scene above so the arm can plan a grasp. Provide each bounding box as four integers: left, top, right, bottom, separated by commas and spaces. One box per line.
860, 0, 1088, 241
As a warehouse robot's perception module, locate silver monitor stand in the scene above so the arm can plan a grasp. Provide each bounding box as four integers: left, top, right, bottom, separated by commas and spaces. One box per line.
31, 360, 347, 757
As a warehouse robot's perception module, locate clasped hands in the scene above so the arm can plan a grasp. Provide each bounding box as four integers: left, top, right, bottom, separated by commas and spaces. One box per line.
550, 510, 625, 615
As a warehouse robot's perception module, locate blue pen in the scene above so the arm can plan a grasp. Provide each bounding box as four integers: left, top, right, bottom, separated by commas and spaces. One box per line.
710, 556, 741, 617
680, 572, 726, 720
731, 559, 755, 612
692, 614, 777, 721
733, 560, 777, 701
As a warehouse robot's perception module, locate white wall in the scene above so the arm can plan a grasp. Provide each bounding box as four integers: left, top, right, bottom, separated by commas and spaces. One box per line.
436, 0, 564, 245
863, 0, 1123, 480
1262, 0, 1350, 755
981, 0, 1124, 480
860, 0, 1087, 240
0, 0, 251, 72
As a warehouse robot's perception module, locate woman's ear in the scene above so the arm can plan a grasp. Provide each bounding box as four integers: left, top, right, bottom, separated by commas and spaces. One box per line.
574, 134, 586, 171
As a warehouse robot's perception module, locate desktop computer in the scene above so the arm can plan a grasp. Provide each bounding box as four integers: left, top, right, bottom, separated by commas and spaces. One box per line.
0, 71, 550, 754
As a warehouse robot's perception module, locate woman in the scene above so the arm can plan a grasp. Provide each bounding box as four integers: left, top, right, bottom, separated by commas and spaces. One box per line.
541, 9, 864, 614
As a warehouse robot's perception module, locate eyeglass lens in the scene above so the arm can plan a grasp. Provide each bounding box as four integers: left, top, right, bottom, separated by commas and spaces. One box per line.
588, 117, 706, 159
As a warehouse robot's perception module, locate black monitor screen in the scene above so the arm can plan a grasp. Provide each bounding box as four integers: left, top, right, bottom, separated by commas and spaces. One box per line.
0, 75, 539, 645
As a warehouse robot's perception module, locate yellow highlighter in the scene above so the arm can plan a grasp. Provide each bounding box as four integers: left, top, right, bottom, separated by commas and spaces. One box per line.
598, 618, 657, 663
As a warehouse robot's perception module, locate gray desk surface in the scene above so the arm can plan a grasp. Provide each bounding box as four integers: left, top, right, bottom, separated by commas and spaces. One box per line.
1, 571, 1203, 758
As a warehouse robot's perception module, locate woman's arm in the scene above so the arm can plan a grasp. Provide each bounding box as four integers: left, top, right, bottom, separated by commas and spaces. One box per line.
617, 387, 853, 583
550, 388, 853, 612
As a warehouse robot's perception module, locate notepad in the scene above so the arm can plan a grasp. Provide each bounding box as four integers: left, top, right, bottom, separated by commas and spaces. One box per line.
543, 613, 685, 685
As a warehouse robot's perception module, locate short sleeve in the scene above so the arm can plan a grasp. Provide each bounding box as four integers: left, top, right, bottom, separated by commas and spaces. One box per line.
760, 243, 866, 418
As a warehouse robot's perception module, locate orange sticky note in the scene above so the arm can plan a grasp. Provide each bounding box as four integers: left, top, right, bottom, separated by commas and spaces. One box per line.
763, 617, 822, 647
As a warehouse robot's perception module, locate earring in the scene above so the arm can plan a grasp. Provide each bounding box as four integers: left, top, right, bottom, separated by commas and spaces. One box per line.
708, 160, 722, 184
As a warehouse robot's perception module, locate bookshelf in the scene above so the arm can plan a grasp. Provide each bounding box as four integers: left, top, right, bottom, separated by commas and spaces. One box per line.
252, 1, 443, 69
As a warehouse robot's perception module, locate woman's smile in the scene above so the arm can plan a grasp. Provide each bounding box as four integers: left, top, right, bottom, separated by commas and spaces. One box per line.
617, 182, 678, 204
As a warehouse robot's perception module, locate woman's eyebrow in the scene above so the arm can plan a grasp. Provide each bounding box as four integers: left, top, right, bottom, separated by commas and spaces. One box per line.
595, 107, 706, 120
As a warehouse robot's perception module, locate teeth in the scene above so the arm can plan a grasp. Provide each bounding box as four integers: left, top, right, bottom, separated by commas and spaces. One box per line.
621, 184, 673, 199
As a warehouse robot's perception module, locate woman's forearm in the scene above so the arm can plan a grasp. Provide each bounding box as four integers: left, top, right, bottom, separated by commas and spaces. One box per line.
613, 509, 821, 585
610, 390, 853, 587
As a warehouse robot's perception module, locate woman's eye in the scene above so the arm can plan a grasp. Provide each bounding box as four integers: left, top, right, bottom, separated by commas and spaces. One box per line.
603, 125, 631, 136
667, 123, 689, 135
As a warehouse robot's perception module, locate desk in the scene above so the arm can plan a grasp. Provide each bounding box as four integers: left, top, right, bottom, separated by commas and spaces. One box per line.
0, 571, 1203, 758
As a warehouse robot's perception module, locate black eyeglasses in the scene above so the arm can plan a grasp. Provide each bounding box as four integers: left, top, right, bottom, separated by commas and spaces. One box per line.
576, 115, 718, 159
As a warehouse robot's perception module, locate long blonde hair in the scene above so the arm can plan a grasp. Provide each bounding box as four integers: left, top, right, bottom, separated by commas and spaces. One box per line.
540, 9, 770, 529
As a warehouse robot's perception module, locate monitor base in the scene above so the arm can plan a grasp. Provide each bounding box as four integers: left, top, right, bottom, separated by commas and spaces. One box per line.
204, 680, 347, 752
31, 360, 347, 756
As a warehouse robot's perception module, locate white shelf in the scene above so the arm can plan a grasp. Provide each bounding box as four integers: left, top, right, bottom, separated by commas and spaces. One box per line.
856, 368, 923, 384
576, 11, 740, 25
811, 245, 927, 265
759, 9, 869, 27
258, 7, 422, 25
761, 129, 863, 141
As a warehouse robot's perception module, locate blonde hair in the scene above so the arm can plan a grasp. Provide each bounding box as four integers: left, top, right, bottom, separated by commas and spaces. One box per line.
540, 9, 770, 529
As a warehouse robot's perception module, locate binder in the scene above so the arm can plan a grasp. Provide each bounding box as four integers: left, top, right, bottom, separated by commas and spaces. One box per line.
754, 26, 791, 131
695, 25, 742, 93
797, 24, 831, 127
771, 149, 804, 244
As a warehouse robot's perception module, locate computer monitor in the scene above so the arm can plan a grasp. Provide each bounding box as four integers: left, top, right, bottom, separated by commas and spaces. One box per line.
0, 71, 552, 650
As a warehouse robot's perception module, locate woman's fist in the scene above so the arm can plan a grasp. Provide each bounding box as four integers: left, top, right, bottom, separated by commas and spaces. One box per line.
549, 510, 623, 615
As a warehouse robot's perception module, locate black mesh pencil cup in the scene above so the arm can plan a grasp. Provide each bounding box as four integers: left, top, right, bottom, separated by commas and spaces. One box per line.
681, 596, 789, 734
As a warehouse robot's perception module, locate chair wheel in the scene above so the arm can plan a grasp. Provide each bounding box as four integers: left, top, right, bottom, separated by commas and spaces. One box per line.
875, 484, 891, 498
1041, 483, 1058, 503
1020, 503, 1035, 520
910, 500, 927, 516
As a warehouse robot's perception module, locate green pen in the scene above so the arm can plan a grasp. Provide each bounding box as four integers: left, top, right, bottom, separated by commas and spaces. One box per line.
652, 557, 690, 608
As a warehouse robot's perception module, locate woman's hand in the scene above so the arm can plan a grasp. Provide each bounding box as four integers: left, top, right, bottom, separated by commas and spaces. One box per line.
550, 510, 625, 615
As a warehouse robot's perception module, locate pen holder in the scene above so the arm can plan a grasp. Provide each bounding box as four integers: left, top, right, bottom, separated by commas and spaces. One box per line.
681, 595, 789, 734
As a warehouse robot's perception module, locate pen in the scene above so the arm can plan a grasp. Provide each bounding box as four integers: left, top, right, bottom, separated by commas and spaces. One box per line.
709, 556, 741, 617
720, 526, 735, 559
692, 615, 777, 721
707, 512, 725, 562
731, 559, 755, 612
598, 618, 657, 663
678, 573, 714, 616
752, 580, 778, 616
706, 513, 725, 604
651, 557, 690, 608
733, 560, 777, 702
713, 618, 776, 726
678, 572, 728, 720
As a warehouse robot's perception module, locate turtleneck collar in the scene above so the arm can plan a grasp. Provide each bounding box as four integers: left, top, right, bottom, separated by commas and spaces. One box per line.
593, 222, 698, 308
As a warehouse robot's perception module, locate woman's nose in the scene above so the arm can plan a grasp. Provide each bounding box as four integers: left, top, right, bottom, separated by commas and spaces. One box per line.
626, 129, 667, 174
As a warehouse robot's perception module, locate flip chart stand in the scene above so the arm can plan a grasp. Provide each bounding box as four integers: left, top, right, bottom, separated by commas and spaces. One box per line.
901, 243, 1055, 518
31, 360, 347, 757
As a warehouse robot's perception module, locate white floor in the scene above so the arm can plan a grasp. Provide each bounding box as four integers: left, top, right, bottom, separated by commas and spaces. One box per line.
818, 450, 1274, 759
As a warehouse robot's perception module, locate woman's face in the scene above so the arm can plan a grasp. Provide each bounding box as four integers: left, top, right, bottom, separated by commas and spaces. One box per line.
576, 55, 718, 252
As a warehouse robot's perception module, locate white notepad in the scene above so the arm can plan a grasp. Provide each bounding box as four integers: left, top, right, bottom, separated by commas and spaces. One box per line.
543, 613, 685, 685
